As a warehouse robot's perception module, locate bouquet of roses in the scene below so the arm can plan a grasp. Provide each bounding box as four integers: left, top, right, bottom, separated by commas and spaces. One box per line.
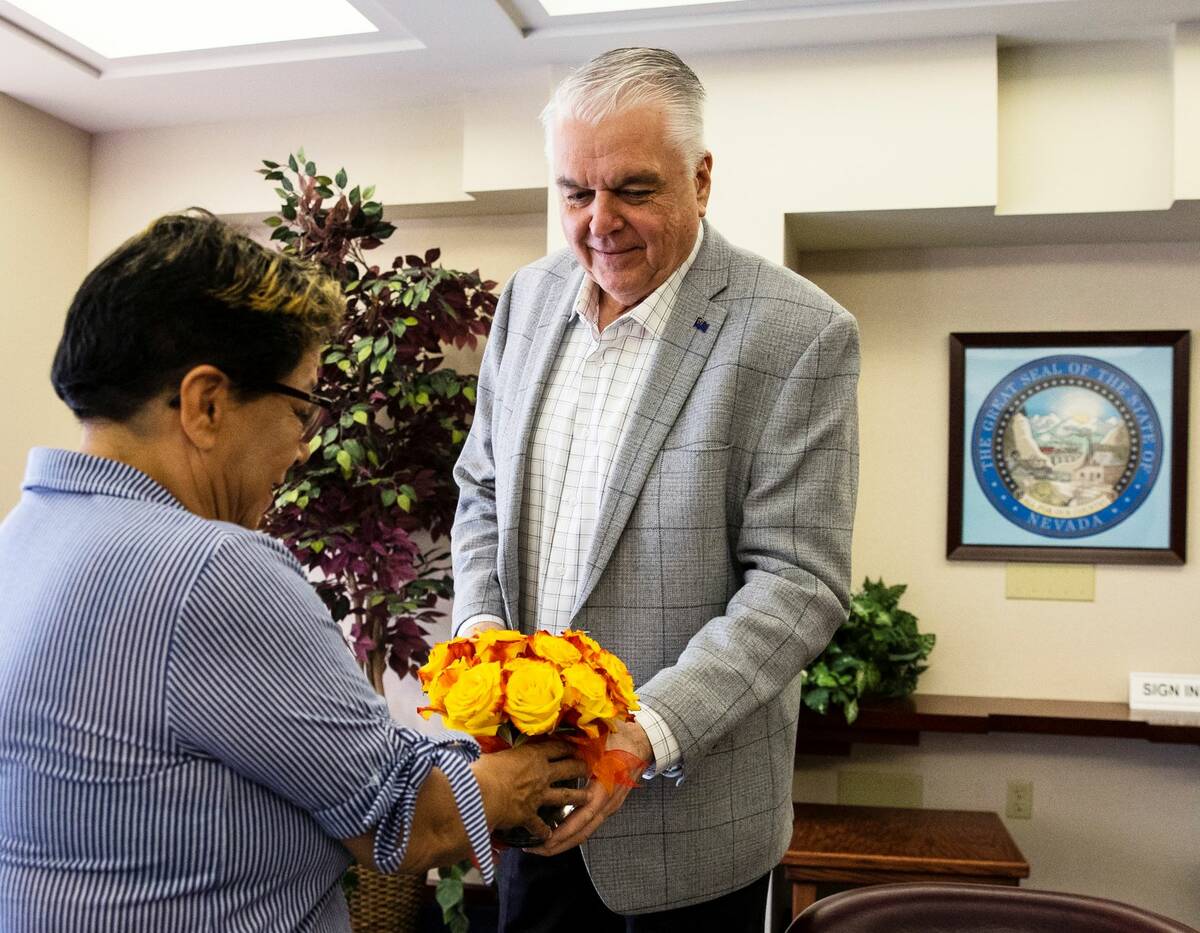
417, 628, 644, 794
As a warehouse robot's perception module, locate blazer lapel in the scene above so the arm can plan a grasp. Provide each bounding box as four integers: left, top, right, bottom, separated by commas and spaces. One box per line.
496, 266, 583, 625
571, 223, 732, 616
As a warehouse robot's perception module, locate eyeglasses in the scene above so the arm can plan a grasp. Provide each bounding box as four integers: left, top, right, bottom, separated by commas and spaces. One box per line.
167, 380, 334, 442
264, 382, 334, 442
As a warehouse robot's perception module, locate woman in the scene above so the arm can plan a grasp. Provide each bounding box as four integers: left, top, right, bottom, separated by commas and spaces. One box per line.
0, 212, 586, 931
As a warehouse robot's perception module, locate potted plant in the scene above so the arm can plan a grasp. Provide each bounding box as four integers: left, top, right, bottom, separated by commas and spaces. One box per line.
257, 150, 497, 931
802, 578, 935, 723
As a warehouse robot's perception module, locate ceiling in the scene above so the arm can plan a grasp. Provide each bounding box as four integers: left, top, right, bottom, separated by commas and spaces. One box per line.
2, 0, 1199, 133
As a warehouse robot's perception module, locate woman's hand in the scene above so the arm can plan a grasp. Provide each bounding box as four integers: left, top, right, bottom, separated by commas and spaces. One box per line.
472, 741, 589, 842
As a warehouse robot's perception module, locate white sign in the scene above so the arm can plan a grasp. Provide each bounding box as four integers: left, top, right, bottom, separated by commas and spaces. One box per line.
1129, 672, 1200, 712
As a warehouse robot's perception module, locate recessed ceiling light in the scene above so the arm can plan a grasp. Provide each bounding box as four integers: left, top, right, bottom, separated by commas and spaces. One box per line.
8, 0, 377, 59
540, 0, 744, 14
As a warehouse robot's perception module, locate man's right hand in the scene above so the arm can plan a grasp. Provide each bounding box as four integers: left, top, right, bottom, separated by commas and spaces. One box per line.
472, 741, 589, 842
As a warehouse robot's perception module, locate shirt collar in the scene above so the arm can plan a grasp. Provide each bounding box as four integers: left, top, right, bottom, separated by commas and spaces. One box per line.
22, 447, 185, 511
572, 223, 705, 339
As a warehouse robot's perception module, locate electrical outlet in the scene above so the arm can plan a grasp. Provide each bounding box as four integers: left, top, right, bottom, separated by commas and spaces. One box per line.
1006, 780, 1034, 820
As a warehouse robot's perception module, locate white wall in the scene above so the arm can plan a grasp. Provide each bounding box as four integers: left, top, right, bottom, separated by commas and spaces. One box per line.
797, 240, 1200, 701
0, 93, 90, 517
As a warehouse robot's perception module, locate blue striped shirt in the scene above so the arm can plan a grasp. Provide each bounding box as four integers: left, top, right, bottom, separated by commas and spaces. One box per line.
0, 449, 492, 931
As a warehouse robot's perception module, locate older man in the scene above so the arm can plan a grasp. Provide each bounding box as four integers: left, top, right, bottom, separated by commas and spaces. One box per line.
451, 48, 859, 930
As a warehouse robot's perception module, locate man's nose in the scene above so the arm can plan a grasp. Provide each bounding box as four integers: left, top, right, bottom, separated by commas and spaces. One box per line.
589, 192, 624, 238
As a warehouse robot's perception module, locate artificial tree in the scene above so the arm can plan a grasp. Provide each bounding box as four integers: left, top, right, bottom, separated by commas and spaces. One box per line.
259, 148, 497, 695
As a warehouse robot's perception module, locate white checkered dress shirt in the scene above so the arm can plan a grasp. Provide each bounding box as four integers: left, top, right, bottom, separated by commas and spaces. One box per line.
458, 227, 704, 776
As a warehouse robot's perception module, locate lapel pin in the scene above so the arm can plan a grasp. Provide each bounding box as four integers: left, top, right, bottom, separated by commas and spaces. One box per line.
693, 317, 709, 333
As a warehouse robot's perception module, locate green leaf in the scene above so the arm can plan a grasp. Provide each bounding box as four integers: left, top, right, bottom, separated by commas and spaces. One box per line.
381, 488, 397, 507
403, 316, 418, 326
436, 876, 464, 913
296, 146, 306, 161
335, 167, 347, 188
349, 185, 361, 206
373, 335, 389, 355
280, 176, 294, 193
335, 449, 352, 474
397, 493, 412, 512
357, 344, 372, 363
353, 410, 369, 426
308, 434, 322, 454
310, 539, 325, 554
304, 160, 316, 176
287, 153, 299, 172
262, 159, 280, 169
362, 184, 376, 201
463, 385, 476, 403
263, 216, 283, 227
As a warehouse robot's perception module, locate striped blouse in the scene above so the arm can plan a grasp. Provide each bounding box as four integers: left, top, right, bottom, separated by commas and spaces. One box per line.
0, 449, 491, 932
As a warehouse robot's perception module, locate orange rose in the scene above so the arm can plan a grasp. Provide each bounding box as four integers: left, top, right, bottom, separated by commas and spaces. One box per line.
562, 629, 603, 661
561, 662, 616, 737
594, 649, 640, 714
473, 628, 528, 664
442, 661, 505, 736
417, 638, 474, 688
529, 631, 582, 668
503, 658, 564, 736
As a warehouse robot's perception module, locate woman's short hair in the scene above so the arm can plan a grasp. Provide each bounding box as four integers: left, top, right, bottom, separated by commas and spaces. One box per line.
540, 47, 706, 166
51, 210, 344, 422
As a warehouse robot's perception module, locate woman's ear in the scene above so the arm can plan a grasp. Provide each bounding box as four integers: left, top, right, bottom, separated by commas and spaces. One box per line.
175, 365, 232, 451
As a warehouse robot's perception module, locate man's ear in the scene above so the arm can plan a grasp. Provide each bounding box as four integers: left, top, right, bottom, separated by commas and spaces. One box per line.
176, 365, 232, 451
695, 151, 713, 218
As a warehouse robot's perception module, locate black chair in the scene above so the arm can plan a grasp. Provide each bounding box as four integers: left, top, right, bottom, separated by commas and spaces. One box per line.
786, 881, 1198, 933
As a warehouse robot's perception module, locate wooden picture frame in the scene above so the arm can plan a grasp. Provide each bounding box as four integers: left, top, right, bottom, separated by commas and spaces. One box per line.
947, 331, 1189, 565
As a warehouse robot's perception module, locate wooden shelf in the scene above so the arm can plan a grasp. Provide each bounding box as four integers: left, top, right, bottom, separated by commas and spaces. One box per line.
796, 694, 1200, 755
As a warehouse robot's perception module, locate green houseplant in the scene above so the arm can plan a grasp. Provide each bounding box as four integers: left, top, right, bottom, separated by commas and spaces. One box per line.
257, 150, 497, 931
802, 578, 935, 724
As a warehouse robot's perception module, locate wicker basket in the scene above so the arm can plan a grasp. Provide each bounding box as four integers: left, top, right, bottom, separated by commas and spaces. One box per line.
347, 865, 424, 933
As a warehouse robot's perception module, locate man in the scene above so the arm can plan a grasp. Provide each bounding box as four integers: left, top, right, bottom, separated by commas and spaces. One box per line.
451, 48, 859, 930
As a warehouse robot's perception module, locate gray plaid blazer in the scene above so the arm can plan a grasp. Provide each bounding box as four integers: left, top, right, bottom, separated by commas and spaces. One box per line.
451, 222, 859, 914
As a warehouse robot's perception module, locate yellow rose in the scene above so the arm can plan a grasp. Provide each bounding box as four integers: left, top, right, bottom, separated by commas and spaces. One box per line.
503, 658, 564, 736
594, 650, 640, 714
421, 658, 471, 716
529, 631, 582, 669
473, 628, 528, 664
442, 661, 505, 736
561, 663, 616, 737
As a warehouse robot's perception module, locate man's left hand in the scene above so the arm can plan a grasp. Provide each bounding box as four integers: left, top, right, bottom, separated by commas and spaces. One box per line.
525, 718, 652, 857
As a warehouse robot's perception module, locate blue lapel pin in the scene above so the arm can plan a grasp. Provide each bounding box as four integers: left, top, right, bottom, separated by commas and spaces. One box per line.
693, 317, 709, 333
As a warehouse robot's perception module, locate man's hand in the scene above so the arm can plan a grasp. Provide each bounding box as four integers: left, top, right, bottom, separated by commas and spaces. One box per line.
526, 718, 652, 857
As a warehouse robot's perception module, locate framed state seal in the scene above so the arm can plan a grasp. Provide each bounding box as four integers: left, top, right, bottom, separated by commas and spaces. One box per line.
948, 331, 1189, 565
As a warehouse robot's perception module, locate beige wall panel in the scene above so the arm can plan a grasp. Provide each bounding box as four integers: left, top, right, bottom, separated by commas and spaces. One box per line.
0, 93, 90, 518
796, 241, 1200, 702
795, 733, 1200, 926
998, 41, 1174, 214
462, 80, 553, 195
697, 37, 999, 262
1175, 24, 1200, 200
90, 105, 471, 264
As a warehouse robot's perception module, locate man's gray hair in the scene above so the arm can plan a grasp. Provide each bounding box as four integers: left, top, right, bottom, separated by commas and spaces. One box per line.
541, 48, 706, 165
